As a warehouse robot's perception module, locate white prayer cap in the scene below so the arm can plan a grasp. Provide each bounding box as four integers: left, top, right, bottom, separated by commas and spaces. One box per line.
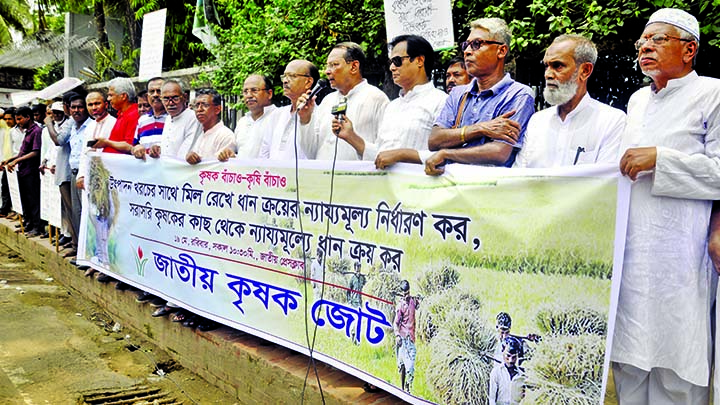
51, 101, 64, 111
646, 8, 700, 42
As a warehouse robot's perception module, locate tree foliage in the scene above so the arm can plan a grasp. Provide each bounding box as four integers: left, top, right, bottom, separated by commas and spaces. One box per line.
209, 0, 720, 110
0, 0, 34, 46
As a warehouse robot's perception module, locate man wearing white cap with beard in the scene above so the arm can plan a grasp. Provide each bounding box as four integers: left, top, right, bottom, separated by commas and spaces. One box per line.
513, 34, 625, 168
611, 8, 720, 404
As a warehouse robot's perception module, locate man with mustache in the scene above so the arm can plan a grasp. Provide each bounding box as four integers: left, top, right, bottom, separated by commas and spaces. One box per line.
611, 8, 720, 404
425, 18, 535, 175
220, 74, 277, 160
258, 61, 317, 160
76, 90, 116, 190
132, 77, 167, 159
185, 88, 236, 165
297, 42, 389, 160
514, 35, 625, 168
444, 56, 470, 94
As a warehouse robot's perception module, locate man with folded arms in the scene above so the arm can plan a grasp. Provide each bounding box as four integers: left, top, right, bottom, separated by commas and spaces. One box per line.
425, 18, 535, 175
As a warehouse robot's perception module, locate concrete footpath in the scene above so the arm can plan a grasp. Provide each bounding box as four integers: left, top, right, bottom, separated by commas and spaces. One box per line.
0, 218, 405, 404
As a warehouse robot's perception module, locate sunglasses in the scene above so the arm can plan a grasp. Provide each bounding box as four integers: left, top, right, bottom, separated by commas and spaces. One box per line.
461, 39, 504, 51
389, 55, 412, 67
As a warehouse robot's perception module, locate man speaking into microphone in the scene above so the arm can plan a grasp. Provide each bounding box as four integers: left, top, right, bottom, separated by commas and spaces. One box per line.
297, 42, 389, 160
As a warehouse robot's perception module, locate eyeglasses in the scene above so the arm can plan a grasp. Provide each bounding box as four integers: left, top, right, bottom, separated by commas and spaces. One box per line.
461, 39, 504, 51
389, 55, 412, 67
161, 95, 181, 103
280, 73, 310, 81
325, 61, 345, 70
634, 34, 693, 50
242, 88, 269, 95
193, 101, 214, 110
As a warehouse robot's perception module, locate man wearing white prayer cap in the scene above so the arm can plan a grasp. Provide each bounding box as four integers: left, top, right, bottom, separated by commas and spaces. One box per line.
611, 8, 720, 404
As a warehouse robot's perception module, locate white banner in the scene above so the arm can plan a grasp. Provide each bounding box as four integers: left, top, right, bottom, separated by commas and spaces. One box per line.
78, 154, 629, 404
7, 169, 22, 215
40, 171, 62, 227
383, 0, 454, 50
138, 9, 167, 81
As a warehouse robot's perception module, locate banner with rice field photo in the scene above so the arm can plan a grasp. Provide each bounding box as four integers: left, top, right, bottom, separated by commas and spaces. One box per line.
77, 153, 629, 404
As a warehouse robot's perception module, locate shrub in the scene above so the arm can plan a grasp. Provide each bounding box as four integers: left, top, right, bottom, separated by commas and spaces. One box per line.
365, 266, 401, 315
521, 334, 605, 404
415, 260, 460, 297
535, 305, 607, 336
416, 288, 482, 342
426, 307, 496, 405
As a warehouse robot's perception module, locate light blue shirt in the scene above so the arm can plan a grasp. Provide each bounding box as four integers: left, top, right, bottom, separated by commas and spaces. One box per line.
68, 117, 91, 170
434, 74, 535, 167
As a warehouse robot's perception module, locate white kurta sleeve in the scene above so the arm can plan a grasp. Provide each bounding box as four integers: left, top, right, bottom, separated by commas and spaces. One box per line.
652, 97, 720, 200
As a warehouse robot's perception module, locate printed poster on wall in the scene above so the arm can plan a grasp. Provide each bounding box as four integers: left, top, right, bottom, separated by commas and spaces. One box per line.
383, 0, 454, 50
78, 154, 629, 405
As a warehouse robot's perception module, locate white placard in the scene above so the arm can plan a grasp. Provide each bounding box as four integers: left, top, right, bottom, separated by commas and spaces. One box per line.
138, 9, 167, 81
383, 0, 455, 50
40, 171, 62, 227
7, 169, 22, 215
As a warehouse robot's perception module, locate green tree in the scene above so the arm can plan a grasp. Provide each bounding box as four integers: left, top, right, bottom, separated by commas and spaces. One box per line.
0, 0, 33, 46
209, 0, 720, 111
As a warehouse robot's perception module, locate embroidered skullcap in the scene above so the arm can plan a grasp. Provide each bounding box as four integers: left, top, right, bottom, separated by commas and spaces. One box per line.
647, 8, 700, 42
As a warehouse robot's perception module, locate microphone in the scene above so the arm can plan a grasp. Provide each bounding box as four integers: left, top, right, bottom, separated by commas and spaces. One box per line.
297, 78, 329, 110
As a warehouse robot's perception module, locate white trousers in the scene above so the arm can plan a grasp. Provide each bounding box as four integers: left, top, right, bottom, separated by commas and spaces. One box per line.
612, 362, 708, 405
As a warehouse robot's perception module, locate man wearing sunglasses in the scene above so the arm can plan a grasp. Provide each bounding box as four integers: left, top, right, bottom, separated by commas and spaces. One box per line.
611, 8, 720, 404
424, 18, 535, 176
297, 42, 389, 160
326, 34, 447, 168
514, 35, 625, 168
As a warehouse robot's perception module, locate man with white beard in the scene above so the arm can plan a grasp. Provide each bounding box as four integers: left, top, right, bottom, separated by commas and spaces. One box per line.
514, 35, 625, 168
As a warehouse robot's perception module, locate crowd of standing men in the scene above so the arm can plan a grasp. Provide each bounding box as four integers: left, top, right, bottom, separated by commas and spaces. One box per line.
0, 5, 718, 402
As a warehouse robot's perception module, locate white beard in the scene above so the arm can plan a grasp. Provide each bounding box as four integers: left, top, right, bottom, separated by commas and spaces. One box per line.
543, 70, 579, 106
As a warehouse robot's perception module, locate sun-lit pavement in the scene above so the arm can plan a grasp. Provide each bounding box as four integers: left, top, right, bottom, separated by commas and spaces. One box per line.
0, 242, 238, 404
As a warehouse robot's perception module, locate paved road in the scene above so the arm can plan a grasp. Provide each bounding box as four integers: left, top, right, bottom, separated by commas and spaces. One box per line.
0, 243, 237, 404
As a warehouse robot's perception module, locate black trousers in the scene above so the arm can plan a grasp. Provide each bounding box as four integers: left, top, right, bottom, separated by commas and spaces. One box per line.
0, 170, 11, 214
18, 172, 41, 231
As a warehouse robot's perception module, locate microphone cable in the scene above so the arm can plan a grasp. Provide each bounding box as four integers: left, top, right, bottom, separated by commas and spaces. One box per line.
293, 100, 341, 405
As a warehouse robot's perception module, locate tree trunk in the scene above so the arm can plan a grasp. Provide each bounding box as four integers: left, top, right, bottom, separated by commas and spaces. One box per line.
94, 0, 109, 49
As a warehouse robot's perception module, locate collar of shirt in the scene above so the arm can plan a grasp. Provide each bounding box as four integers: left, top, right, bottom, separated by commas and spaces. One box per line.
652, 70, 698, 98
170, 108, 194, 123
553, 92, 592, 123
344, 79, 369, 99
116, 103, 137, 119
25, 121, 39, 135
71, 117, 92, 134
152, 111, 168, 120
248, 104, 278, 124
469, 73, 513, 97
399, 81, 436, 101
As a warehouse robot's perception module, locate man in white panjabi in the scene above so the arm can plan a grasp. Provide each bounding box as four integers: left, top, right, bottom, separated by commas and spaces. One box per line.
218, 74, 276, 161
259, 60, 319, 160
611, 8, 720, 404
330, 34, 447, 169
297, 42, 389, 160
514, 34, 625, 168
